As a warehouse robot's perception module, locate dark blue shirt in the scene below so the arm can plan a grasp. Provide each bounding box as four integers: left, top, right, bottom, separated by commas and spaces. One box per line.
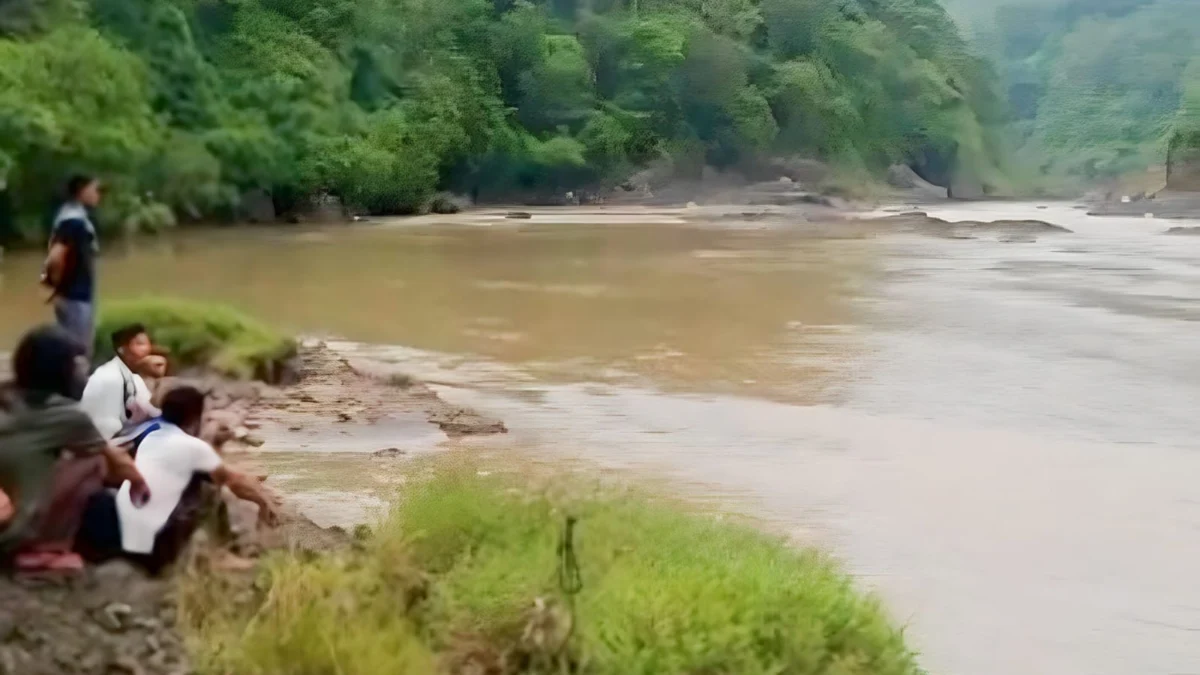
51, 218, 96, 301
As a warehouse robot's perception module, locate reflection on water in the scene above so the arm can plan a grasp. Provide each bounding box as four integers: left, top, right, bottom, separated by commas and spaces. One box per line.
3, 204, 1200, 674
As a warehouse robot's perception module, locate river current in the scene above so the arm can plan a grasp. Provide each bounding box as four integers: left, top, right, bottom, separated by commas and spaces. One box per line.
1, 202, 1198, 674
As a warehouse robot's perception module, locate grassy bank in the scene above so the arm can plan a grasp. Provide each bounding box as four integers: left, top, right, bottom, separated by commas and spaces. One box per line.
95, 298, 296, 381
181, 466, 921, 675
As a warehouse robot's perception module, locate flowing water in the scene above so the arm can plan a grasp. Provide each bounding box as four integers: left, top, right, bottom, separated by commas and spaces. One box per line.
2, 203, 1199, 674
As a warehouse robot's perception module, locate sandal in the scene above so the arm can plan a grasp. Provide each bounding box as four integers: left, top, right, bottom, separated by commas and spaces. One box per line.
15, 551, 85, 574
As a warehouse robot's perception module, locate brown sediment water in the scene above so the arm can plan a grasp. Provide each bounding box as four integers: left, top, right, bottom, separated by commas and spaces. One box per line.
2, 202, 1200, 674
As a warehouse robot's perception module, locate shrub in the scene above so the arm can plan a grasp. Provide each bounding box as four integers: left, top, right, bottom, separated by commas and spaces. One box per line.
94, 298, 296, 381
122, 201, 178, 233
181, 465, 921, 675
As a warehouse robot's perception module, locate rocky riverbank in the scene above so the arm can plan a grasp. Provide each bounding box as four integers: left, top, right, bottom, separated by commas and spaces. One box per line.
0, 559, 189, 675
0, 340, 508, 674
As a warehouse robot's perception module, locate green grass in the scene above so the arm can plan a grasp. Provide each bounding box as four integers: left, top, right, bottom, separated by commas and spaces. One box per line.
181, 466, 922, 675
94, 298, 296, 381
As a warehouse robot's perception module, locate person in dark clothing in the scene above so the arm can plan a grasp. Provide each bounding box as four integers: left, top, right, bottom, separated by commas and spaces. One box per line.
0, 325, 149, 573
42, 174, 102, 358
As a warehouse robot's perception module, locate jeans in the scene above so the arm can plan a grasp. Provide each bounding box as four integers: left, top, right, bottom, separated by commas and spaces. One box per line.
54, 298, 95, 359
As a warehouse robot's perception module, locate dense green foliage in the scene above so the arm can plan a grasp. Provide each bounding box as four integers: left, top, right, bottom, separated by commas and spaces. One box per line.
182, 464, 921, 674
0, 0, 1007, 241
95, 297, 295, 380
948, 0, 1200, 186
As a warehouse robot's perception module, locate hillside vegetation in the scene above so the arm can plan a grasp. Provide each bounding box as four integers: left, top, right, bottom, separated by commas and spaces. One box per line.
0, 0, 1007, 240
946, 0, 1200, 188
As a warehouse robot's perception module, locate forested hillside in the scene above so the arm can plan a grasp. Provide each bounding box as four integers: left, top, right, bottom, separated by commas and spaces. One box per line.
946, 0, 1200, 187
0, 0, 1007, 240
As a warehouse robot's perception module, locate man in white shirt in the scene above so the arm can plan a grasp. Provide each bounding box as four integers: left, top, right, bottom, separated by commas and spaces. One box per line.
77, 385, 276, 573
80, 323, 159, 439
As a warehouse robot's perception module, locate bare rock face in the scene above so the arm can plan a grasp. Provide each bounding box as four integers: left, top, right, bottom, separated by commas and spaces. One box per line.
764, 157, 830, 187
948, 172, 985, 200
887, 165, 948, 200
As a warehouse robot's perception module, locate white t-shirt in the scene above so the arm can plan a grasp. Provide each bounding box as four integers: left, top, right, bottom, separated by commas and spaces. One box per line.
116, 423, 223, 554
80, 357, 155, 439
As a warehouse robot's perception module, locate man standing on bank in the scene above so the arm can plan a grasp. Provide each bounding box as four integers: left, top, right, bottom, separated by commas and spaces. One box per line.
42, 175, 102, 358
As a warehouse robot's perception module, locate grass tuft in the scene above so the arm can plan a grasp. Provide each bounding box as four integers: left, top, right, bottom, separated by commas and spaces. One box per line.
181, 465, 922, 674
94, 297, 296, 381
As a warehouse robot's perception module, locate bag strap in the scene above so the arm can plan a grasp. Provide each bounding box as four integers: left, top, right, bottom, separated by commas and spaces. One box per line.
118, 363, 136, 421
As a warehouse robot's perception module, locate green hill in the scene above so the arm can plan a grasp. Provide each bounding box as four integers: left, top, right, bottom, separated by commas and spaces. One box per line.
0, 0, 1009, 239
946, 0, 1200, 189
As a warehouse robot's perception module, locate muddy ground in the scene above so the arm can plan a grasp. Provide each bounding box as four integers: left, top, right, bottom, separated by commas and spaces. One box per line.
251, 339, 506, 442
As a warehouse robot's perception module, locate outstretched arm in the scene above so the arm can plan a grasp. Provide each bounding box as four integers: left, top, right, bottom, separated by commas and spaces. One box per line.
211, 465, 279, 525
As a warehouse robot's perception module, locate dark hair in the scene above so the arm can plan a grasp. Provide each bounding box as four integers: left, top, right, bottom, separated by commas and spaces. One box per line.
111, 323, 148, 351
66, 174, 97, 200
160, 386, 206, 428
12, 324, 85, 401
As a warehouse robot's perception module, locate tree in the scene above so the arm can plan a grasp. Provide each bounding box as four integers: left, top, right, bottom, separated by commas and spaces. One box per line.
0, 0, 1013, 235
0, 26, 162, 236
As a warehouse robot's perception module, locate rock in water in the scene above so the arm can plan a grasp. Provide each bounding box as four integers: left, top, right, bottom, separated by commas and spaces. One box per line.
886, 165, 948, 200
1165, 226, 1200, 235
876, 214, 1072, 237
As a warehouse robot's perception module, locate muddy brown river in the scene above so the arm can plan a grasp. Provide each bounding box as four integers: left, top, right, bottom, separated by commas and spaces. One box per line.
2, 202, 1199, 674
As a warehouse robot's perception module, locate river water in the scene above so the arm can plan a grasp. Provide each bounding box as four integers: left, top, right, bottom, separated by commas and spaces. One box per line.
1, 203, 1199, 674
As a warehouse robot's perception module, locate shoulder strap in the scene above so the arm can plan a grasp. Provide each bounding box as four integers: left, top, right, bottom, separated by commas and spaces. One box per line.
118, 362, 136, 420
113, 419, 164, 459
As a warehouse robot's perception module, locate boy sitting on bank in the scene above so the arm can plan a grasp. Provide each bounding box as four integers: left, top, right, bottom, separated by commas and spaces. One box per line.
80, 323, 160, 440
